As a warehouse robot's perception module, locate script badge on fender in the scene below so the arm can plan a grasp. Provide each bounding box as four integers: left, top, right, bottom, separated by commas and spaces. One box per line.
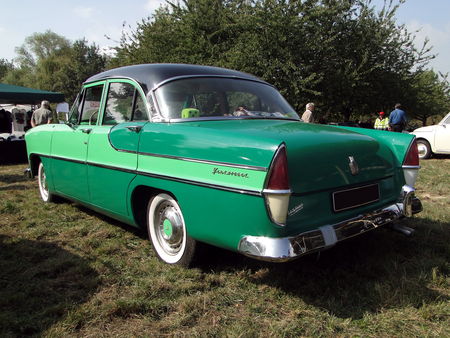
348, 156, 359, 175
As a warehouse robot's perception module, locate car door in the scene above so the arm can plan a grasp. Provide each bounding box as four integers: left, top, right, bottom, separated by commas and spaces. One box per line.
434, 113, 450, 152
51, 83, 105, 202
87, 79, 149, 216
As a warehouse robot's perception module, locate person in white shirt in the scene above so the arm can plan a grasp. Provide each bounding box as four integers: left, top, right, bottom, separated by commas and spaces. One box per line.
301, 102, 315, 123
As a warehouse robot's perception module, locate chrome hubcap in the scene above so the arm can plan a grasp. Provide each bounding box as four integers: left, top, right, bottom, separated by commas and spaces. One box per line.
417, 143, 427, 157
39, 165, 49, 200
154, 201, 184, 255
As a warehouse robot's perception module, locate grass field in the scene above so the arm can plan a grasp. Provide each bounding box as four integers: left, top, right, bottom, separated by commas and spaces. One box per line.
0, 159, 449, 337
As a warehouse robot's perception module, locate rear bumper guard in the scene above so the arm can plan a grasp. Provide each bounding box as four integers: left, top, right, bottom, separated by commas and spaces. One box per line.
238, 185, 422, 262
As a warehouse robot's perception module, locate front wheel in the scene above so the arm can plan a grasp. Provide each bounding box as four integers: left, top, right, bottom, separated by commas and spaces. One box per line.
147, 193, 196, 267
417, 139, 432, 159
38, 161, 55, 202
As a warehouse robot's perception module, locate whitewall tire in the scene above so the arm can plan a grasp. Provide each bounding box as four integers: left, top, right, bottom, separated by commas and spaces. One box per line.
38, 162, 55, 202
417, 139, 432, 159
147, 193, 196, 266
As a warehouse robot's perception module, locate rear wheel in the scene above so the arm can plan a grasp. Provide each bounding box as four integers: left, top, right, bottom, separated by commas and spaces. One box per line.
147, 193, 196, 267
417, 139, 432, 159
38, 162, 55, 202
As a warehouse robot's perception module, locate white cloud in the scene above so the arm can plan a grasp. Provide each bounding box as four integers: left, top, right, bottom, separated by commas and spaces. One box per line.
406, 21, 450, 74
82, 24, 127, 56
145, 0, 166, 14
73, 6, 94, 19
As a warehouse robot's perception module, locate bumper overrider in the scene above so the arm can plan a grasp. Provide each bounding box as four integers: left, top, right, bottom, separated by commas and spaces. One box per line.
238, 185, 422, 262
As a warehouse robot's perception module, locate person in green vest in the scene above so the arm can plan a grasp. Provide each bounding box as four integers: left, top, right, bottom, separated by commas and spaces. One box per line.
374, 111, 389, 130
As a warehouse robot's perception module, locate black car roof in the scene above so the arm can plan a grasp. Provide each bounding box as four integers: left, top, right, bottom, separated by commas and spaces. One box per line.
85, 63, 268, 93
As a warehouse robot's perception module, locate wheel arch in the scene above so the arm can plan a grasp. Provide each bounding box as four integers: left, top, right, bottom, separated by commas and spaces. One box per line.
415, 135, 435, 152
130, 185, 177, 229
416, 137, 433, 159
29, 154, 42, 176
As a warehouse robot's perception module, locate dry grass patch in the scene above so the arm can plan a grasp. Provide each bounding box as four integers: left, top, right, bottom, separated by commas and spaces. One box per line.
0, 160, 449, 337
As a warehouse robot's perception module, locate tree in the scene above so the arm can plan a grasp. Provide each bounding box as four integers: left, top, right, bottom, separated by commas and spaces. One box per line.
112, 0, 435, 121
0, 58, 14, 81
2, 32, 106, 104
407, 70, 450, 126
54, 39, 107, 104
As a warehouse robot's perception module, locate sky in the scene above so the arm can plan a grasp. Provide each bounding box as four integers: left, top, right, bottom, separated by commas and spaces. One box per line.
1, 0, 449, 75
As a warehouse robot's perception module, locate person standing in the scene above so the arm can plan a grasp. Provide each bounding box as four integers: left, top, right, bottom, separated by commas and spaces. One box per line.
388, 103, 407, 132
31, 100, 53, 127
374, 111, 389, 130
301, 102, 315, 123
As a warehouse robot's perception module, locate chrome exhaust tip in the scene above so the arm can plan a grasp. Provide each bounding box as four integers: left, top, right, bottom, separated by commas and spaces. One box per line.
389, 223, 415, 236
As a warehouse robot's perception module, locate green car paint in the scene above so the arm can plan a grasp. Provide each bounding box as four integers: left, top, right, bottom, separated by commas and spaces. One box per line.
163, 219, 173, 237
25, 64, 421, 263
128, 173, 274, 251
26, 118, 415, 252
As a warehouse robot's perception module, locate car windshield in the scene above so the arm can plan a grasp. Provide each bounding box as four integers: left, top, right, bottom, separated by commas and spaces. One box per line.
153, 77, 299, 121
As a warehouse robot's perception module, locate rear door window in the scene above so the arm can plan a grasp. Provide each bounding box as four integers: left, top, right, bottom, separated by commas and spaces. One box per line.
80, 85, 104, 124
103, 82, 148, 125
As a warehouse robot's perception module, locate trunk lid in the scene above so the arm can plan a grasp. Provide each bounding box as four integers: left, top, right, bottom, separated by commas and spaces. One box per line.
186, 119, 395, 194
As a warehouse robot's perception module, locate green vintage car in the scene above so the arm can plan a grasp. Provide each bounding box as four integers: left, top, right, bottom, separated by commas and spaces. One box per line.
25, 64, 422, 266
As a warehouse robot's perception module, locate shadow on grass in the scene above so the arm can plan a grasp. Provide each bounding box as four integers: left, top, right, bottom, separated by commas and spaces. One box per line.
0, 235, 99, 336
37, 194, 449, 321
0, 173, 30, 184
197, 218, 449, 319
0, 184, 31, 192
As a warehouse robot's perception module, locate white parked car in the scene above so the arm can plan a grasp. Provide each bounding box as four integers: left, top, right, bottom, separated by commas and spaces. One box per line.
412, 112, 450, 159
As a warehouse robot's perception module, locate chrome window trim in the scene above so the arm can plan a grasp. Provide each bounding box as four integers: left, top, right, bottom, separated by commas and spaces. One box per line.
166, 116, 300, 123
150, 75, 300, 122
151, 74, 272, 92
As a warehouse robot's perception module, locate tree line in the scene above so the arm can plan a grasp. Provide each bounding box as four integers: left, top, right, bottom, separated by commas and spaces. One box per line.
1, 0, 449, 125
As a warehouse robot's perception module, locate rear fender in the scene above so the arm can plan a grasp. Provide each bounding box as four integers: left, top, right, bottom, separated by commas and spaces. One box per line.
336, 127, 415, 165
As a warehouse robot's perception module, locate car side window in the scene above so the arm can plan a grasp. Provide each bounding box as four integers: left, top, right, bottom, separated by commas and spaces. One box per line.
103, 82, 135, 125
68, 91, 84, 124
133, 94, 148, 121
80, 85, 104, 125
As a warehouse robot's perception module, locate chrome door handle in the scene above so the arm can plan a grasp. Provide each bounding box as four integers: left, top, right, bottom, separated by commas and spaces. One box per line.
81, 128, 92, 134
126, 125, 142, 132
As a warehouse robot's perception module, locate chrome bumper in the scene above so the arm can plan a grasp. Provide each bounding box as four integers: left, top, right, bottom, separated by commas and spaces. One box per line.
238, 185, 422, 262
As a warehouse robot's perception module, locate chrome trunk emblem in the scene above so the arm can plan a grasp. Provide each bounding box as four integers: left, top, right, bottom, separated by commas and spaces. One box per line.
348, 156, 359, 175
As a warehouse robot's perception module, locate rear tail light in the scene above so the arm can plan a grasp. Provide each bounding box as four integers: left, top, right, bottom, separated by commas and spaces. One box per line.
402, 138, 420, 187
264, 144, 291, 226
403, 139, 419, 166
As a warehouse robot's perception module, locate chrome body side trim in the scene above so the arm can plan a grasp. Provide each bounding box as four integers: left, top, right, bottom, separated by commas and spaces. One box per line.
238, 185, 422, 262
138, 151, 267, 172
30, 153, 263, 197
402, 165, 421, 169
136, 170, 262, 196
262, 189, 292, 194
